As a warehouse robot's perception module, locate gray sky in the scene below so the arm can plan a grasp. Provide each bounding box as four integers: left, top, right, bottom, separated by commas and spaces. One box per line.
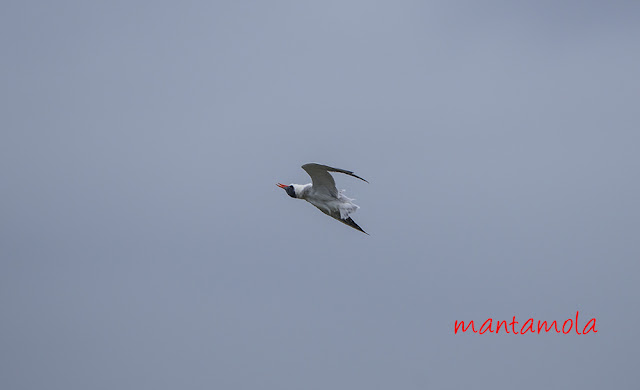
1, 1, 639, 389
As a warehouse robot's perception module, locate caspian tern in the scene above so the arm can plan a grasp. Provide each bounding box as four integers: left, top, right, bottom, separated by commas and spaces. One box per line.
277, 163, 369, 234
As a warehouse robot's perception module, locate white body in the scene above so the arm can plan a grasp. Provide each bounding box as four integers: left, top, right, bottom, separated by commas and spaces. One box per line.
292, 183, 360, 220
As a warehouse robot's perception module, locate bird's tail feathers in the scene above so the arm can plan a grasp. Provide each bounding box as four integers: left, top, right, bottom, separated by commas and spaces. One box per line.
338, 201, 359, 220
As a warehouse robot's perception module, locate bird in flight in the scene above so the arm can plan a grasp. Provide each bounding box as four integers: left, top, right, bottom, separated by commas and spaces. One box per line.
277, 163, 369, 234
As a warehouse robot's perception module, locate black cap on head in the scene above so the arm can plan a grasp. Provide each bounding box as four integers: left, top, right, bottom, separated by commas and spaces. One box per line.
285, 185, 296, 198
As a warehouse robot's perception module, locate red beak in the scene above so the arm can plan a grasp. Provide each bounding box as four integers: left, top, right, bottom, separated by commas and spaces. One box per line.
276, 183, 288, 188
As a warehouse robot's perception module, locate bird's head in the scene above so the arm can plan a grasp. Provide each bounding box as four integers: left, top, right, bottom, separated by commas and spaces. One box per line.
277, 183, 297, 198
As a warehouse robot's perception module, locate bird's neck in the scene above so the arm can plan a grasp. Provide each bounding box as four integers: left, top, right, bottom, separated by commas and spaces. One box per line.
292, 183, 311, 199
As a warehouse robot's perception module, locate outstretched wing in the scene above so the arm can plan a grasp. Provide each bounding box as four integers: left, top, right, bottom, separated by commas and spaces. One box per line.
301, 163, 368, 196
312, 205, 369, 235
336, 216, 368, 235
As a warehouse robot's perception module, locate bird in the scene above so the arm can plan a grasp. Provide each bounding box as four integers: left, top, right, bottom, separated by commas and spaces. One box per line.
277, 163, 369, 234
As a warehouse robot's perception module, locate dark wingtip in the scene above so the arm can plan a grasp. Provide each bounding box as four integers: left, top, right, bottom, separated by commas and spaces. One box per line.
351, 172, 369, 184
344, 217, 368, 235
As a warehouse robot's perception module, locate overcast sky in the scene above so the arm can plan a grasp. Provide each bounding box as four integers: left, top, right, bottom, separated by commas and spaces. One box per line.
1, 1, 639, 389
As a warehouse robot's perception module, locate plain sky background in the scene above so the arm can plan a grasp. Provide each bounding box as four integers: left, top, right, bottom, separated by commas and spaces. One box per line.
2, 1, 639, 389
